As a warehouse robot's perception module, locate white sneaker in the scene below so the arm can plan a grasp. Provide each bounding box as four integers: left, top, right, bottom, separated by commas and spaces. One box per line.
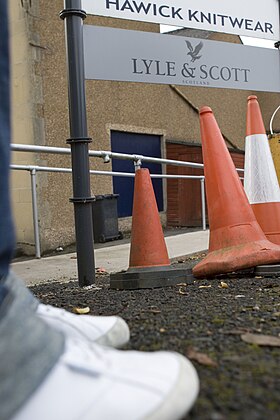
36, 304, 130, 348
13, 338, 199, 420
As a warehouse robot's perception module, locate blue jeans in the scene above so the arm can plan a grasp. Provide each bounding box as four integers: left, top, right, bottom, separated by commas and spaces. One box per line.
0, 273, 65, 420
0, 0, 15, 280
0, 0, 36, 308
0, 2, 64, 418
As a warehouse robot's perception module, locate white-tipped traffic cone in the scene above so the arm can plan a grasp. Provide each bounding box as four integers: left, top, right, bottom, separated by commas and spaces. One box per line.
244, 95, 280, 245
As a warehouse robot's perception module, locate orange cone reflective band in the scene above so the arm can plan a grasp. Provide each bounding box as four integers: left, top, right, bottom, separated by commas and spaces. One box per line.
129, 168, 170, 269
193, 106, 280, 278
244, 95, 280, 245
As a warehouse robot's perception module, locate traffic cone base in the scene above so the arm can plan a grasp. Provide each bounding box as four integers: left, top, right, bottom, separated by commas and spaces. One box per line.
251, 202, 280, 245
110, 266, 194, 290
193, 239, 280, 278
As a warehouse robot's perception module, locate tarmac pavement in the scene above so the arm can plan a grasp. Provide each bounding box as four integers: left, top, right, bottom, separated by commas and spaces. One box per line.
11, 229, 209, 286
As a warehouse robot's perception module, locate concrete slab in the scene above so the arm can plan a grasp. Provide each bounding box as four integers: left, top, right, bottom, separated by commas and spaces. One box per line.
11, 230, 209, 286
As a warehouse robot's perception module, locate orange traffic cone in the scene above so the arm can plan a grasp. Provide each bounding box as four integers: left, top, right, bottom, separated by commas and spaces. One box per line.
244, 95, 280, 245
110, 168, 191, 289
129, 168, 170, 269
193, 106, 280, 278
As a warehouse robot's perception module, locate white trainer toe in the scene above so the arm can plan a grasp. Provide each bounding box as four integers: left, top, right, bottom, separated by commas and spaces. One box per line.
36, 304, 130, 348
13, 338, 199, 420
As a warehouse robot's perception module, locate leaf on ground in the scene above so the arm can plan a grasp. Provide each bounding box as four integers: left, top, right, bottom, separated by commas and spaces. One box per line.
241, 333, 280, 347
187, 347, 218, 367
73, 306, 90, 314
220, 281, 229, 289
96, 267, 108, 274
142, 307, 161, 314
178, 286, 188, 295
199, 285, 211, 289
224, 328, 251, 335
82, 285, 102, 291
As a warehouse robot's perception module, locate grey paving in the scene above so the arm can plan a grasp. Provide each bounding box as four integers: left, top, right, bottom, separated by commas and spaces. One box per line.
11, 230, 209, 286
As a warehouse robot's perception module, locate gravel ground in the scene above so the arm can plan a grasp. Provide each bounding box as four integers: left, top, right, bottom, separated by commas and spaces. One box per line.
30, 253, 280, 420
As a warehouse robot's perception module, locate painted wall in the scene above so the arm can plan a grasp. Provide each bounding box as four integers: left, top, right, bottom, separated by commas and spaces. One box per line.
9, 0, 39, 255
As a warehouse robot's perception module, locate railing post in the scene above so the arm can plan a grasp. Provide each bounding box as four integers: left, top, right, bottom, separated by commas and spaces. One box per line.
134, 159, 142, 171
200, 177, 207, 231
30, 169, 41, 258
60, 0, 95, 286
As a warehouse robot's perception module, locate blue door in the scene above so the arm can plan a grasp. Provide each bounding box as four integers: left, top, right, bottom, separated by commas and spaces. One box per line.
111, 131, 163, 217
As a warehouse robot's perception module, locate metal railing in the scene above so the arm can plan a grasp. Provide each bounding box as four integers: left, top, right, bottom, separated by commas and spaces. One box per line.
11, 143, 241, 258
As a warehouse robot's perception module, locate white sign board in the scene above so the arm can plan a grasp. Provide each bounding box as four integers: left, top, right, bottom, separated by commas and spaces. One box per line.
83, 25, 280, 93
81, 0, 280, 41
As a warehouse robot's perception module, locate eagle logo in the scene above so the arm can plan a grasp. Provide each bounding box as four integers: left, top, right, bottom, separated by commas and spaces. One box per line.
185, 40, 203, 62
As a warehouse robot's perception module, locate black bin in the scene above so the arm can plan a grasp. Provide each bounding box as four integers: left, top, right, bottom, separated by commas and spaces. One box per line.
92, 194, 122, 243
